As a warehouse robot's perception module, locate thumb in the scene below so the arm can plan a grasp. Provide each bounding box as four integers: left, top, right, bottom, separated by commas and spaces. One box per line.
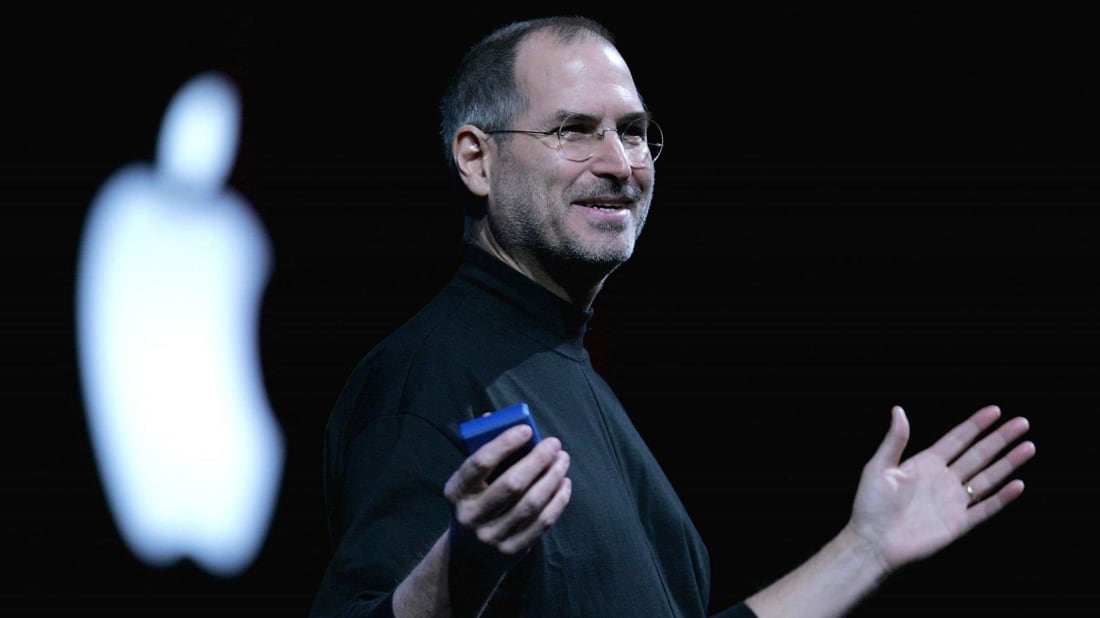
869, 405, 910, 468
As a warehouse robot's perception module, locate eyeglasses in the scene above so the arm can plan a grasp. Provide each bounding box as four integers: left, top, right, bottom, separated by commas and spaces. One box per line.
485, 114, 663, 167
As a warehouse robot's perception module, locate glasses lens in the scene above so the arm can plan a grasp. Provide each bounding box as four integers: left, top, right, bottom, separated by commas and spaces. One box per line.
556, 116, 591, 162
628, 117, 662, 166
555, 115, 664, 166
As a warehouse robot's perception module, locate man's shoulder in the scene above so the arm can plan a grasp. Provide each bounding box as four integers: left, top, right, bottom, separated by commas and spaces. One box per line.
337, 284, 492, 394
325, 286, 498, 437
364, 286, 478, 362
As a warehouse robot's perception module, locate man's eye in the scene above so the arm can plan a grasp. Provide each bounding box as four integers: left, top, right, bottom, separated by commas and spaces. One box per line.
621, 123, 647, 140
559, 125, 593, 140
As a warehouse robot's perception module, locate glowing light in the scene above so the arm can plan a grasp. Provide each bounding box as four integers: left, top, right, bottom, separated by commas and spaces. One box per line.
75, 71, 284, 577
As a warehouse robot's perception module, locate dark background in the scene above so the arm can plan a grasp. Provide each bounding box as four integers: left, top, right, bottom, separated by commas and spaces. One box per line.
4, 6, 1097, 616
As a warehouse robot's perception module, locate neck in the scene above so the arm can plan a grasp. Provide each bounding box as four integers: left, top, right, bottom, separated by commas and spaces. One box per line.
468, 237, 615, 310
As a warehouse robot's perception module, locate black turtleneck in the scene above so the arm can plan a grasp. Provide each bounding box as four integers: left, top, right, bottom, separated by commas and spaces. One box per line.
311, 244, 755, 618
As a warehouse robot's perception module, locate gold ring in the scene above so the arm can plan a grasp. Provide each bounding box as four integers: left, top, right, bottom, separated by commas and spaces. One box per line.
965, 484, 975, 504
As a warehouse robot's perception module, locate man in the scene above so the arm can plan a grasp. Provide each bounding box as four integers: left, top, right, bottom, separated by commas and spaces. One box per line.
310, 16, 1036, 617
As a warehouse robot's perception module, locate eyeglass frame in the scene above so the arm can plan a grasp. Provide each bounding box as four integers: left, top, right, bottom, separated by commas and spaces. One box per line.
482, 113, 663, 167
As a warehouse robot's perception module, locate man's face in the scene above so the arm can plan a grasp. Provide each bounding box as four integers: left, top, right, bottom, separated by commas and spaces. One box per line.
485, 32, 655, 274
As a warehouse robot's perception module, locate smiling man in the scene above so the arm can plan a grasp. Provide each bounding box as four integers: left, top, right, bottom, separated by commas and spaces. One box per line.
310, 16, 1035, 618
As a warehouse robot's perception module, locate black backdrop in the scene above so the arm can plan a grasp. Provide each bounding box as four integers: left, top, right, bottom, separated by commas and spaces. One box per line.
4, 6, 1097, 616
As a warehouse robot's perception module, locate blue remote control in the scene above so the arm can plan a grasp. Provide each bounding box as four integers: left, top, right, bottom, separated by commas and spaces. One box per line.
459, 402, 542, 480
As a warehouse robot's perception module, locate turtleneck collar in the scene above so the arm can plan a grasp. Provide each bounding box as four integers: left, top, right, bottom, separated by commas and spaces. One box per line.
453, 243, 594, 360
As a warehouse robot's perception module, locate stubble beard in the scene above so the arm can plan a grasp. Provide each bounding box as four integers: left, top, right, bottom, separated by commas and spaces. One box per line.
489, 151, 654, 289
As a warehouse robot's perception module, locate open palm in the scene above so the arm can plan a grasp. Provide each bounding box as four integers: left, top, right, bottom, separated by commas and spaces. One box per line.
848, 405, 1035, 570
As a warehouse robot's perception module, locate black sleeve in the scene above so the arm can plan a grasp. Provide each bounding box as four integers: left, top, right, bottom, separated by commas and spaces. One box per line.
310, 414, 462, 617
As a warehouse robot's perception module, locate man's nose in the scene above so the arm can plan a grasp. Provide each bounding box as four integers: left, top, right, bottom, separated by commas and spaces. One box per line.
589, 129, 632, 177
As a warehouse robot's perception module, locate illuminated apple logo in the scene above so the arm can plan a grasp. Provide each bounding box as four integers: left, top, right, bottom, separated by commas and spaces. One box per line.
75, 71, 284, 577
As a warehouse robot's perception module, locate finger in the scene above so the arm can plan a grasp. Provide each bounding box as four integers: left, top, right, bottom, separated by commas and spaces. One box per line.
868, 406, 910, 469
499, 477, 573, 555
962, 439, 1037, 503
468, 437, 563, 523
481, 449, 571, 546
497, 475, 573, 555
950, 416, 1031, 482
963, 479, 1026, 530
926, 405, 1002, 464
444, 425, 543, 504
459, 424, 538, 490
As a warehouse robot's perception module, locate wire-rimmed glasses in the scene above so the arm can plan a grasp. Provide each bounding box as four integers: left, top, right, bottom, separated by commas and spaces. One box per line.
485, 114, 663, 167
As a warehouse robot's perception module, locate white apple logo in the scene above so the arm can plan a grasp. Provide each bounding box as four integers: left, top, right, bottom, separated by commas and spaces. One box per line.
75, 71, 284, 577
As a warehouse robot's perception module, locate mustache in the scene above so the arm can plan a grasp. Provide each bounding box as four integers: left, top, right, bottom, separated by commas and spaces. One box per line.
567, 179, 644, 203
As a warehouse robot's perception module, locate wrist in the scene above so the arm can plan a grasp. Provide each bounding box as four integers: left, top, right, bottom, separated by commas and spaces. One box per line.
837, 522, 893, 582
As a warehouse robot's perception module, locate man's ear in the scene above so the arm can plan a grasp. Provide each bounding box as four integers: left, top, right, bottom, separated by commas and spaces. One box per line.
453, 125, 491, 197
